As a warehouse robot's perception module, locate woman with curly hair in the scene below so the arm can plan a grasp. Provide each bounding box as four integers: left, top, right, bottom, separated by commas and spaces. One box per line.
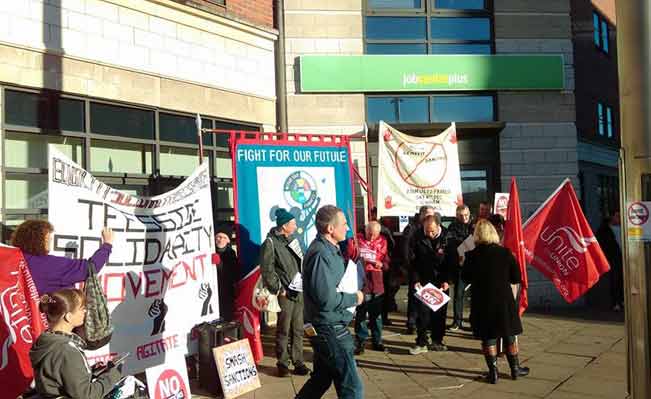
11, 220, 114, 295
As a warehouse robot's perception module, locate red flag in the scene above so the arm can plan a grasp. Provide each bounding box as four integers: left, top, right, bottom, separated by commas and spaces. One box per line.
0, 246, 47, 398
503, 177, 528, 316
234, 266, 264, 364
523, 179, 610, 303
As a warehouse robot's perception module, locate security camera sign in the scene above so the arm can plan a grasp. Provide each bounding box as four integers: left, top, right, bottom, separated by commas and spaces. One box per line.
414, 283, 450, 313
627, 201, 651, 241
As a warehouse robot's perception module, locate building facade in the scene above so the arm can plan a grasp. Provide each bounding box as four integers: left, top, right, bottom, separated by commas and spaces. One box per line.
0, 0, 277, 239
281, 0, 608, 308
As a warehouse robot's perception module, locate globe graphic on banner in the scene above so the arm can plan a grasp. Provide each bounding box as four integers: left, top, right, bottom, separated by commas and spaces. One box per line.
284, 171, 318, 209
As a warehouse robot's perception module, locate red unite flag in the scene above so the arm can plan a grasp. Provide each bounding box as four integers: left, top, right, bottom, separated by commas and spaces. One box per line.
503, 177, 528, 316
234, 266, 264, 364
523, 179, 610, 303
0, 246, 47, 398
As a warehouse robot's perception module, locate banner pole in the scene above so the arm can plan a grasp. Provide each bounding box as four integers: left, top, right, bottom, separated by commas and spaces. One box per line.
363, 123, 374, 221
196, 114, 204, 165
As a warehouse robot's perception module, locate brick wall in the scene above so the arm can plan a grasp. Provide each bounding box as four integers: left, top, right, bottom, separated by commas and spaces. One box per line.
171, 0, 274, 30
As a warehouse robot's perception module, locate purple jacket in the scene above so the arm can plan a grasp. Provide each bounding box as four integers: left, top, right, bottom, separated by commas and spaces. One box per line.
24, 243, 112, 295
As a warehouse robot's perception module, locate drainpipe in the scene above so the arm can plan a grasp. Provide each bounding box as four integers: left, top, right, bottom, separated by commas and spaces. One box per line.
274, 0, 288, 132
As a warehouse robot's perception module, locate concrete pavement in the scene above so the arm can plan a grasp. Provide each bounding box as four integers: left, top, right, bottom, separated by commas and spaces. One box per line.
191, 306, 627, 398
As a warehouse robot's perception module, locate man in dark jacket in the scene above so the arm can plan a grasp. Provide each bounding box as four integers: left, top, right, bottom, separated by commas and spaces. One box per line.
409, 215, 450, 354
402, 205, 436, 334
445, 205, 472, 330
295, 205, 365, 399
596, 209, 624, 311
260, 208, 310, 377
214, 225, 237, 321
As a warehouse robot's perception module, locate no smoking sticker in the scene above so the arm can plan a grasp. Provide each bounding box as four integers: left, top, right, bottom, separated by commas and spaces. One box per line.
628, 202, 649, 226
626, 202, 651, 241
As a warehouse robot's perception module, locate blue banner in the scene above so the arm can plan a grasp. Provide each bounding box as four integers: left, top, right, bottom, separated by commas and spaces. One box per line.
233, 143, 355, 276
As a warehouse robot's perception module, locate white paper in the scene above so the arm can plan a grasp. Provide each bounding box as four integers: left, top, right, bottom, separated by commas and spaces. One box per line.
289, 272, 303, 292
456, 235, 476, 261
414, 283, 450, 313
337, 260, 359, 313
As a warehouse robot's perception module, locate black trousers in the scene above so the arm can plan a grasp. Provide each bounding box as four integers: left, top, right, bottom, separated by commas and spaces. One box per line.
415, 295, 448, 346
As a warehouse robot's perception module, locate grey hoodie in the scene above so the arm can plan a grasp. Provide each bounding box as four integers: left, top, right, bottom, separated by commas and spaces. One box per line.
30, 331, 121, 399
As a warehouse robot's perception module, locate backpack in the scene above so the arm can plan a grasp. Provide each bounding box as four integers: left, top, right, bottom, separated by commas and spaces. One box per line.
75, 259, 113, 350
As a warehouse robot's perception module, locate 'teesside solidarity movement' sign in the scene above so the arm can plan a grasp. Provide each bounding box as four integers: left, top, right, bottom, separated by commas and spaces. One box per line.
47, 147, 218, 373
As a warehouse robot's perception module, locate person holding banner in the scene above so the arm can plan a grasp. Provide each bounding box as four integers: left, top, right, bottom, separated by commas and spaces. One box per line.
11, 220, 114, 295
30, 288, 123, 399
260, 208, 311, 377
461, 220, 529, 384
409, 215, 450, 354
213, 225, 238, 321
296, 205, 365, 399
353, 221, 390, 355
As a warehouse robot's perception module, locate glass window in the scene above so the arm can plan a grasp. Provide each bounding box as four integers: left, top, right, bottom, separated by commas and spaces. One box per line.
367, 97, 398, 124
90, 140, 153, 174
434, 0, 484, 9
430, 17, 490, 40
5, 132, 84, 169
5, 174, 48, 209
606, 106, 613, 138
432, 96, 494, 122
461, 170, 486, 178
593, 13, 600, 46
366, 17, 427, 40
460, 176, 488, 212
215, 183, 234, 208
366, 43, 427, 54
216, 152, 233, 178
5, 90, 85, 132
597, 103, 604, 136
368, 0, 421, 8
159, 146, 208, 176
430, 43, 491, 54
159, 113, 212, 145
600, 20, 609, 53
213, 121, 258, 148
90, 102, 155, 140
398, 97, 429, 123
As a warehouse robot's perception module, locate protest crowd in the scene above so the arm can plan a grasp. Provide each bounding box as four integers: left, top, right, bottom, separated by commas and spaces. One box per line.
1, 124, 616, 399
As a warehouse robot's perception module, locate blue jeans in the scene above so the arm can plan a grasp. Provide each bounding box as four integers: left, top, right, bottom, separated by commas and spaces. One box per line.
295, 324, 364, 399
355, 294, 384, 345
452, 279, 466, 325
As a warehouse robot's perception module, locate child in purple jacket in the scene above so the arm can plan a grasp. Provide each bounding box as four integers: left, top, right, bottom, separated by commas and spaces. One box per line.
10, 220, 114, 295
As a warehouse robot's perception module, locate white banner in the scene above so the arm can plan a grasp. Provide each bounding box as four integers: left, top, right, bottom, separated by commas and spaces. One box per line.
377, 121, 462, 217
47, 147, 217, 374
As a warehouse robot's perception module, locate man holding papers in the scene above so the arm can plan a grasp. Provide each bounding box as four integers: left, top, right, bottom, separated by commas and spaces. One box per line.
409, 215, 451, 354
260, 208, 310, 377
296, 205, 365, 399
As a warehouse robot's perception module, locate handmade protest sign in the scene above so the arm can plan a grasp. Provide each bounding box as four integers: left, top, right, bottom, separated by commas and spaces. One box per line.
415, 283, 450, 313
48, 147, 218, 373
213, 339, 261, 399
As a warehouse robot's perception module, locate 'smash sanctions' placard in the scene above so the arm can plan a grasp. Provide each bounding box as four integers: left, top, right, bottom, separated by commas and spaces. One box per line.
377, 121, 462, 217
213, 339, 261, 399
48, 147, 218, 373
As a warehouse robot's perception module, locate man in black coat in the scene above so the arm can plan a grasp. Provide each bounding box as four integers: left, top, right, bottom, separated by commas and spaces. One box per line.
445, 205, 472, 331
596, 209, 624, 311
409, 215, 450, 354
214, 225, 238, 322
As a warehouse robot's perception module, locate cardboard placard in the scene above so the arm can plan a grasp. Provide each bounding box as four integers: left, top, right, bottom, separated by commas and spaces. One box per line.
145, 351, 191, 399
414, 283, 450, 313
213, 339, 261, 399
494, 192, 510, 219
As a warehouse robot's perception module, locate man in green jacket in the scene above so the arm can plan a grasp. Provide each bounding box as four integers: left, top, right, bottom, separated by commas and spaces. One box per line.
261, 208, 310, 377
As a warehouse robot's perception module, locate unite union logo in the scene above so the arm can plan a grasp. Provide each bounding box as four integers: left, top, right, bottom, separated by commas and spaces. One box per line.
539, 225, 597, 276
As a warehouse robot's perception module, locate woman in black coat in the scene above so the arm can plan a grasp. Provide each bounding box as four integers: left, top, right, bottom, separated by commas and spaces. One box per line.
462, 220, 529, 384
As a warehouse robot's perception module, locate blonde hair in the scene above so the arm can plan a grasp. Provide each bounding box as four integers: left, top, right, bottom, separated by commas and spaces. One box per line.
473, 219, 500, 245
366, 221, 381, 233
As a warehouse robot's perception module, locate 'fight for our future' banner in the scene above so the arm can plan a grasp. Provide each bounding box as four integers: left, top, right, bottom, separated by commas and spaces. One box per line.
377, 121, 462, 217
47, 147, 218, 373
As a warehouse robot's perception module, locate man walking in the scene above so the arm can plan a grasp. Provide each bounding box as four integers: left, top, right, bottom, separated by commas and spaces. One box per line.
446, 205, 472, 330
596, 209, 624, 311
409, 215, 450, 354
296, 205, 365, 399
260, 208, 310, 377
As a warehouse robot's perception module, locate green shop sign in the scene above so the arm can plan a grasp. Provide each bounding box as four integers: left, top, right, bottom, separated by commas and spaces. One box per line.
299, 55, 564, 92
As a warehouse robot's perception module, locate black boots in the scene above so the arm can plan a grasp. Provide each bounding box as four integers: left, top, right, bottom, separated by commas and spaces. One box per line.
506, 342, 530, 380
482, 345, 499, 384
